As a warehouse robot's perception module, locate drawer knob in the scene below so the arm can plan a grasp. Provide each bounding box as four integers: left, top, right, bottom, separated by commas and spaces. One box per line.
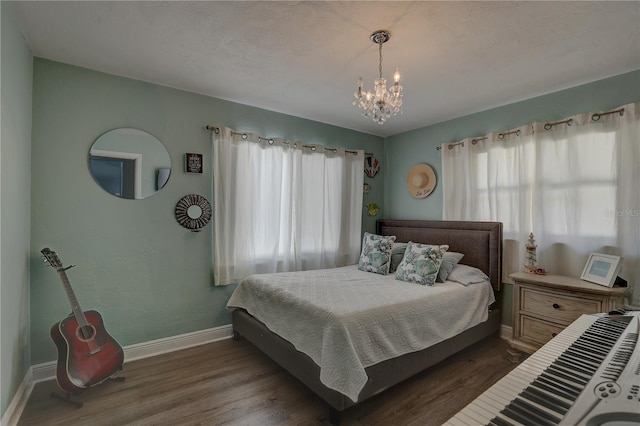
552, 303, 560, 309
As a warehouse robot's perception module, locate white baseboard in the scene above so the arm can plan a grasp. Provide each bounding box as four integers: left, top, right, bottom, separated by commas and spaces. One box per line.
123, 324, 233, 363
31, 360, 56, 384
1, 369, 33, 426
500, 324, 512, 340
2, 324, 233, 426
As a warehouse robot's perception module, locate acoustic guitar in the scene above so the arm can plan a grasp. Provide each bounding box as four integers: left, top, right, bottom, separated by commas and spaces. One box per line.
41, 248, 124, 394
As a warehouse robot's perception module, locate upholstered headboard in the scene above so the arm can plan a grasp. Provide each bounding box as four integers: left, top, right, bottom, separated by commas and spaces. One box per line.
376, 220, 503, 291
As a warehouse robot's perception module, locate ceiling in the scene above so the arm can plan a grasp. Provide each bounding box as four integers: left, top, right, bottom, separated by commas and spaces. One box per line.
9, 1, 640, 137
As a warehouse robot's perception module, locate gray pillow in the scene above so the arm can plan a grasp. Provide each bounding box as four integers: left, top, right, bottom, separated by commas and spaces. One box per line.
447, 264, 490, 285
436, 252, 464, 282
389, 242, 408, 273
358, 232, 396, 275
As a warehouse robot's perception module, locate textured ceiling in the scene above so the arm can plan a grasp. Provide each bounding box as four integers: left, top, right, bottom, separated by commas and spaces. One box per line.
9, 1, 640, 137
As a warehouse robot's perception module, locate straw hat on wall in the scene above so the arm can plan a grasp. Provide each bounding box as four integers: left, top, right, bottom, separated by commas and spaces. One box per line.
406, 164, 437, 198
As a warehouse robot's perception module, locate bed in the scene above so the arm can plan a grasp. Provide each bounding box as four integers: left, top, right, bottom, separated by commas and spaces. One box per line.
228, 220, 503, 424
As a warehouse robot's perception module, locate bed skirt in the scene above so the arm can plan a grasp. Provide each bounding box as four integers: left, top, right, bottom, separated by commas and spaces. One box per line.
232, 307, 501, 413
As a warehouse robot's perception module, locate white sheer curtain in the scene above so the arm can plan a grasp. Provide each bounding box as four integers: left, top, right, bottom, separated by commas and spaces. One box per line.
212, 127, 364, 286
442, 102, 639, 308
442, 125, 535, 283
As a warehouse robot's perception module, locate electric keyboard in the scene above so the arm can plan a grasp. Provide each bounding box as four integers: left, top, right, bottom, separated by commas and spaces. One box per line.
445, 312, 640, 426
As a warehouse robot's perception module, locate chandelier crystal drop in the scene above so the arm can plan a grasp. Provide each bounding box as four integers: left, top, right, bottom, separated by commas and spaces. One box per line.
352, 30, 403, 125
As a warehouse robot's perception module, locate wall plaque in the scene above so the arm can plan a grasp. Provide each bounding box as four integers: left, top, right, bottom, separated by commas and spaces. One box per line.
185, 153, 203, 174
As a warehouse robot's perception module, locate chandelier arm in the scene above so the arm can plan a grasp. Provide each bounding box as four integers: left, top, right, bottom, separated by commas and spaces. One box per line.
378, 41, 383, 79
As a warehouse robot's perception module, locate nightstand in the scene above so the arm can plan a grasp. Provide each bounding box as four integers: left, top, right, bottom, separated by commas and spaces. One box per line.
508, 272, 626, 358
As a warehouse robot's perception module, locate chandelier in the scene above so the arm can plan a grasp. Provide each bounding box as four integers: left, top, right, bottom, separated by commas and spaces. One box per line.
352, 30, 403, 125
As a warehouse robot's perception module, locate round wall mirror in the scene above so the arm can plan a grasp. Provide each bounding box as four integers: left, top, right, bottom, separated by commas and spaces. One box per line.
175, 194, 212, 232
89, 128, 171, 199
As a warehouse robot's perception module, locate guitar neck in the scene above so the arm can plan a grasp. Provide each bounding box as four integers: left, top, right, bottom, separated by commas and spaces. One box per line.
57, 267, 89, 327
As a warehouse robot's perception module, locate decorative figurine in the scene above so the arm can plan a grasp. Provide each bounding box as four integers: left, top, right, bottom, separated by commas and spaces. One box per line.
524, 232, 538, 273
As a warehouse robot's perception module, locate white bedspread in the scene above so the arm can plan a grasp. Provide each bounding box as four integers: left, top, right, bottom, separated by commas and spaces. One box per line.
226, 265, 495, 402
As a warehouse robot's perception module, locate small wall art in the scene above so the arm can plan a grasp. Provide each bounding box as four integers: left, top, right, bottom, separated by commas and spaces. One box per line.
175, 194, 212, 232
364, 155, 380, 178
366, 202, 380, 217
406, 163, 436, 198
184, 153, 203, 174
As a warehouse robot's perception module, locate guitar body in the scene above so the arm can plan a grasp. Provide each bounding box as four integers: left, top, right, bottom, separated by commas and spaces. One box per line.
50, 310, 124, 394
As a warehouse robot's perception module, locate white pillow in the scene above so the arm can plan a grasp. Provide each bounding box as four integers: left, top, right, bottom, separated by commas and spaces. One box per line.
447, 264, 489, 285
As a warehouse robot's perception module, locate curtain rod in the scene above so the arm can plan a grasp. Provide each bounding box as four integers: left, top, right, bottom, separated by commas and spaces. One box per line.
544, 118, 573, 130
436, 106, 628, 151
205, 125, 373, 157
436, 136, 489, 151
592, 107, 624, 121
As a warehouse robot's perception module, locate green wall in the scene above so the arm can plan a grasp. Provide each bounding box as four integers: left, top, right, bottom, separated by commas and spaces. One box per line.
30, 59, 384, 365
383, 69, 640, 325
1, 2, 33, 418
6, 10, 639, 411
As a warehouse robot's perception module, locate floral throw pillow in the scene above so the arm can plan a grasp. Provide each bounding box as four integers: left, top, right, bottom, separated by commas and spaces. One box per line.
395, 242, 449, 286
358, 232, 396, 275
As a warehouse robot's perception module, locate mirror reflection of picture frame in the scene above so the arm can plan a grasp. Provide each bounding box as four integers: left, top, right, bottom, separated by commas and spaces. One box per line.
580, 253, 623, 287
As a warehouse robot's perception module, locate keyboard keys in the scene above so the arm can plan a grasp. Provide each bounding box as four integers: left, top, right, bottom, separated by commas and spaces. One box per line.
444, 315, 633, 426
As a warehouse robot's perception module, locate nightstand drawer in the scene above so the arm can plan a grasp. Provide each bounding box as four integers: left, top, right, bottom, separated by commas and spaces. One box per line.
520, 315, 565, 347
520, 287, 602, 324
509, 272, 626, 356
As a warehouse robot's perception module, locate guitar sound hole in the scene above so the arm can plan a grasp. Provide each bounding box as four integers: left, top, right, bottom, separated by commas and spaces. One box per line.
77, 325, 96, 341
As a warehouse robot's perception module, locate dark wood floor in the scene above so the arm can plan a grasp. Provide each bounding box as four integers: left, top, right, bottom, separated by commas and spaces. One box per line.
19, 334, 521, 425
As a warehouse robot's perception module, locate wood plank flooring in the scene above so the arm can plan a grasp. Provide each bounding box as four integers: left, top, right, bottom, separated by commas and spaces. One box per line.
18, 334, 521, 425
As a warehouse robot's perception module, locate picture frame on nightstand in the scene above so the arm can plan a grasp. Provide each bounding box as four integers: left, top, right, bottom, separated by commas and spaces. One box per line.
580, 253, 622, 287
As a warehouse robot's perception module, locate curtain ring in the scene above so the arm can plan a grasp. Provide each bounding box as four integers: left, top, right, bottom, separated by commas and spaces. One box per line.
516, 129, 521, 136
241, 133, 248, 140
591, 113, 601, 121
268, 139, 274, 145
567, 118, 574, 126
448, 144, 454, 150
544, 123, 552, 130
498, 133, 505, 139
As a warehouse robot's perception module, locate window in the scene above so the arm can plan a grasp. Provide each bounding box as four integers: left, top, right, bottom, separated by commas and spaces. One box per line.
442, 103, 639, 307
211, 128, 364, 286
